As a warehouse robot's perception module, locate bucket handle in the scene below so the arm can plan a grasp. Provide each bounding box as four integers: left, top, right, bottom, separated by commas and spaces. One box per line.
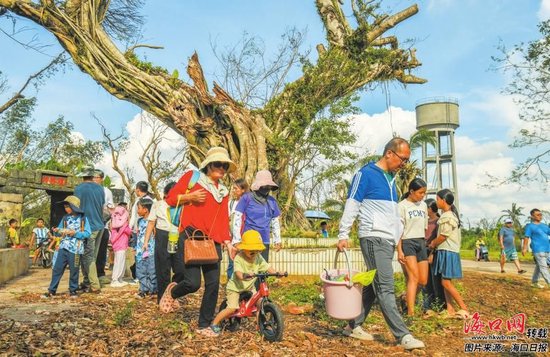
334, 249, 353, 288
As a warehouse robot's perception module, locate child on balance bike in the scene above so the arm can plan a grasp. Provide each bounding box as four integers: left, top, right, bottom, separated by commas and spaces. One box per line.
204, 229, 284, 338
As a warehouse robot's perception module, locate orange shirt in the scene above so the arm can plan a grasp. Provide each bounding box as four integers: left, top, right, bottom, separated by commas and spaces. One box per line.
165, 171, 230, 244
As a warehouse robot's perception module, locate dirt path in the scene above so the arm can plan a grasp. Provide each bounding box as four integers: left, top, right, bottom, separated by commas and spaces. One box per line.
0, 263, 548, 356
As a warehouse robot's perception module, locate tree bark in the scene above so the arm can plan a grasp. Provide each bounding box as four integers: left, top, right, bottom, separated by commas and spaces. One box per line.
0, 0, 425, 224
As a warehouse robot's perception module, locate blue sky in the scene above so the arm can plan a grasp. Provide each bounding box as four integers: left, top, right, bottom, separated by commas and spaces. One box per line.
1, 0, 549, 222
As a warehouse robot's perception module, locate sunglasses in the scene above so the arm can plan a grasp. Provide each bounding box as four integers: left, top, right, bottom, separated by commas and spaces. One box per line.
211, 161, 229, 170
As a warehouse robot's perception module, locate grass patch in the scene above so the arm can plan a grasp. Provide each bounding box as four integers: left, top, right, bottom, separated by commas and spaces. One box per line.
460, 249, 534, 263
159, 318, 190, 335
113, 301, 136, 327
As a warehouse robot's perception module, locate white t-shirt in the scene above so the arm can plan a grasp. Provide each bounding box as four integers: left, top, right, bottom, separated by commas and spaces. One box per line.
398, 199, 428, 240
148, 200, 178, 232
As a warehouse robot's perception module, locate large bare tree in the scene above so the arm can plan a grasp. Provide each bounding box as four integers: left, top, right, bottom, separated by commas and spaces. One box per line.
0, 0, 425, 219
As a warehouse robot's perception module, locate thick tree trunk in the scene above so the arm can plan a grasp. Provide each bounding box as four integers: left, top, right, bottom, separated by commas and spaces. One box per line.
0, 0, 425, 227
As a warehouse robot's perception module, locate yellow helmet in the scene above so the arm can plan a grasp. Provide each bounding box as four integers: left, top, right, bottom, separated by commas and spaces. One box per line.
238, 230, 266, 251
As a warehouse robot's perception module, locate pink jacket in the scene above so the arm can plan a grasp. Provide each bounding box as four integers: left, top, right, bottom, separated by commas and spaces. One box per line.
110, 224, 132, 252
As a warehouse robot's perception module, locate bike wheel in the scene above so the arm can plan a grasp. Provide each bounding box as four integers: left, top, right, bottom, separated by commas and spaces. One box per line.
258, 302, 284, 342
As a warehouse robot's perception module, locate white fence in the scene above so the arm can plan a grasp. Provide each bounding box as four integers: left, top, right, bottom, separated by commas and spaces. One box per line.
220, 247, 402, 277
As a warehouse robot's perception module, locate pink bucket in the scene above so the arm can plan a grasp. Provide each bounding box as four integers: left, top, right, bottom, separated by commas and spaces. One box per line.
320, 250, 362, 320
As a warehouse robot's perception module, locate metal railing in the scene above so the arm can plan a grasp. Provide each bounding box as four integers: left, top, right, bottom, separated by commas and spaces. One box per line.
219, 247, 402, 276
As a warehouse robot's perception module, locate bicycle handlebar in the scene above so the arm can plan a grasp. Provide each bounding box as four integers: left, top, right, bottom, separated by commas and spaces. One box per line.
243, 272, 288, 279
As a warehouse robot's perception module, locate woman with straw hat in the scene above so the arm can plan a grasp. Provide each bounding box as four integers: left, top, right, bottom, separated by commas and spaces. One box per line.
229, 170, 282, 263
160, 147, 236, 333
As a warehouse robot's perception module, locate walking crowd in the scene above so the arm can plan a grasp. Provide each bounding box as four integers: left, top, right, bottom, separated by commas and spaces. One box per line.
8, 137, 550, 350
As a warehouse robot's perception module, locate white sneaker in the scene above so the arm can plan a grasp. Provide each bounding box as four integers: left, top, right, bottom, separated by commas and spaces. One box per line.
400, 334, 425, 350
110, 281, 125, 288
531, 283, 545, 289
118, 280, 128, 286
342, 326, 374, 341
127, 279, 138, 285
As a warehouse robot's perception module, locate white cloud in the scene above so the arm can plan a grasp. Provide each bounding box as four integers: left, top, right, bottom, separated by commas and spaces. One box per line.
538, 0, 550, 20
94, 112, 190, 192
350, 106, 417, 153
349, 105, 548, 223
454, 136, 507, 162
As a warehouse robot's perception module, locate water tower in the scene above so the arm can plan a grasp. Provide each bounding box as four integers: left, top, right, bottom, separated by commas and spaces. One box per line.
415, 98, 460, 203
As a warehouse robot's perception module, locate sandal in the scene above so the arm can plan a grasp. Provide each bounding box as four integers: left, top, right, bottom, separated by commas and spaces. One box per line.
159, 282, 177, 313
500, 270, 505, 273
454, 310, 471, 319
196, 327, 219, 337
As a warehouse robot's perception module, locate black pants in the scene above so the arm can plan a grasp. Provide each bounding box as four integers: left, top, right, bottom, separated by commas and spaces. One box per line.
171, 231, 222, 328
95, 228, 109, 277
422, 249, 446, 311
154, 228, 186, 303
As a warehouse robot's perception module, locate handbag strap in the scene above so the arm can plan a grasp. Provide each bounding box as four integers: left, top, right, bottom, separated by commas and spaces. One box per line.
187, 200, 223, 241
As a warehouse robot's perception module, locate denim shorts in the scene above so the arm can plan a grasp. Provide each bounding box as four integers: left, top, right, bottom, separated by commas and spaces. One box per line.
402, 238, 428, 262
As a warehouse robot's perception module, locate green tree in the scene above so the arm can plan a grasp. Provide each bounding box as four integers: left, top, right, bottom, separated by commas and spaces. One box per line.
0, 0, 426, 221
494, 20, 550, 186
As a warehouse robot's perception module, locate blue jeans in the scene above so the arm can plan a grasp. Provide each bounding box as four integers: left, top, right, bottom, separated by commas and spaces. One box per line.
532, 252, 550, 285
136, 256, 157, 293
48, 248, 79, 294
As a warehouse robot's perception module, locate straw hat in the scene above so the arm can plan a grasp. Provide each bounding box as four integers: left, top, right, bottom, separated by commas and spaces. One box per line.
59, 195, 84, 214
199, 147, 237, 173
238, 230, 266, 251
250, 170, 278, 191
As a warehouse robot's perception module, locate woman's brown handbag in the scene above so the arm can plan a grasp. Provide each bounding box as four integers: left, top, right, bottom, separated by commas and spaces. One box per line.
183, 227, 219, 265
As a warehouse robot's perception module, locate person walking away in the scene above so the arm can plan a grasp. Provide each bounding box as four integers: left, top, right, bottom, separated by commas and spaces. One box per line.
499, 218, 526, 274
41, 196, 91, 298
226, 178, 249, 279
421, 198, 445, 313
205, 230, 281, 337
397, 178, 428, 317
136, 198, 157, 297
337, 137, 425, 350
230, 170, 282, 264
93, 170, 115, 285
74, 167, 105, 293
428, 189, 470, 319
30, 218, 52, 266
110, 204, 131, 287
523, 208, 550, 288
160, 147, 234, 335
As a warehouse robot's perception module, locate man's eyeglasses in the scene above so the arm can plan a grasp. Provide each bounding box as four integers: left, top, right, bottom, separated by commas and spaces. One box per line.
390, 150, 410, 164
211, 161, 229, 170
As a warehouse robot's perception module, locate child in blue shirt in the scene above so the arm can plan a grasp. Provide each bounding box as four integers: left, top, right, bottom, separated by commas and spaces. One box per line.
136, 198, 157, 298
42, 196, 91, 298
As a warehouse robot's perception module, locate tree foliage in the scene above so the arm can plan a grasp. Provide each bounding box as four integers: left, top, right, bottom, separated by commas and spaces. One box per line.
0, 97, 103, 172
0, 0, 426, 224
494, 19, 550, 186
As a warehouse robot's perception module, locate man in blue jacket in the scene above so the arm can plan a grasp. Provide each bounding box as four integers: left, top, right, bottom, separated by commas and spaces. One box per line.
337, 137, 425, 350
